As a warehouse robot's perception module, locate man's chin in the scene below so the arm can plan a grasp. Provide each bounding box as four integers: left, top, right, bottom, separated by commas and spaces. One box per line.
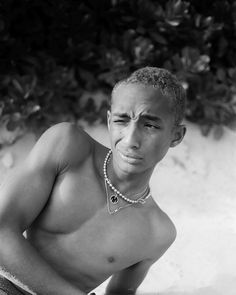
116, 159, 145, 176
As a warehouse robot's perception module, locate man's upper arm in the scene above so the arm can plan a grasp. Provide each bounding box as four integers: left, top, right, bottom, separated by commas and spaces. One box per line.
0, 122, 91, 232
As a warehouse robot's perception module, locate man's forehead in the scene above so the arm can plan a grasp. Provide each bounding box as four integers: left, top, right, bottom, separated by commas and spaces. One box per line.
111, 102, 156, 118
112, 84, 172, 110
111, 83, 172, 106
113, 82, 161, 97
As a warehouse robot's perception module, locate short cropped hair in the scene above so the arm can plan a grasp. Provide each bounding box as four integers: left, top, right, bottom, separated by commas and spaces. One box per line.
111, 67, 186, 126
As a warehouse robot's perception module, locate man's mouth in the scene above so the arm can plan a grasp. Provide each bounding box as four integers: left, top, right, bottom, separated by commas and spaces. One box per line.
118, 151, 143, 163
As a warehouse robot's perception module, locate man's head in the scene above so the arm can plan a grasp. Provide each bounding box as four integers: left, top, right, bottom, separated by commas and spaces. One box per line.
108, 67, 186, 176
111, 67, 186, 127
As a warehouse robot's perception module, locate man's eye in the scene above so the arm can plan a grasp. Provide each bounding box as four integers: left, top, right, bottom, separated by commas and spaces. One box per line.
145, 123, 159, 129
114, 119, 126, 123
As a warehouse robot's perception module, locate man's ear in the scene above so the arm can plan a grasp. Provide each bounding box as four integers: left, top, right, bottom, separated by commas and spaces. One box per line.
107, 110, 111, 131
170, 125, 186, 147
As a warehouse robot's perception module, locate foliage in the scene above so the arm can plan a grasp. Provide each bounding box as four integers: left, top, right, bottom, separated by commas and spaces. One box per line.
0, 0, 236, 141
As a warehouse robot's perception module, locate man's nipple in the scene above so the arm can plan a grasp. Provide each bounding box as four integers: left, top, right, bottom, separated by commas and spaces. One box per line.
107, 256, 115, 263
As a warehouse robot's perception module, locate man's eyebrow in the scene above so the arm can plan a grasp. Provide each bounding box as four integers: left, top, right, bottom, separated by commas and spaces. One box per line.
141, 114, 162, 122
112, 113, 130, 118
112, 113, 162, 122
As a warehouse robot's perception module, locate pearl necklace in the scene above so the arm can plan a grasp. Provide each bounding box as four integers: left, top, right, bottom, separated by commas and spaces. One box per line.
103, 150, 151, 206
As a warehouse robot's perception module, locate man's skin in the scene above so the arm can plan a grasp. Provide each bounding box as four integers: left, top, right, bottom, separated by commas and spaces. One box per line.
0, 83, 186, 295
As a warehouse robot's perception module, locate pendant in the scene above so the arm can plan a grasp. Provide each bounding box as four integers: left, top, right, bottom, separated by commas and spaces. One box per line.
138, 198, 146, 204
108, 201, 132, 215
110, 194, 119, 204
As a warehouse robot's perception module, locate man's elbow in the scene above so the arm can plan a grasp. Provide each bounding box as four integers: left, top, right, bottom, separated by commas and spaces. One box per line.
170, 223, 177, 245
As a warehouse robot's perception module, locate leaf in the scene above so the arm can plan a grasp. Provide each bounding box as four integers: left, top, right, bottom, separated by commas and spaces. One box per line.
172, 54, 183, 69
204, 105, 215, 120
0, 101, 4, 116
195, 14, 201, 28
6, 119, 19, 131
12, 79, 24, 94
193, 55, 210, 72
200, 124, 212, 136
149, 32, 167, 45
202, 16, 213, 27
173, 0, 189, 15
228, 68, 236, 79
213, 125, 224, 140
1, 0, 236, 139
166, 19, 180, 26
226, 116, 236, 130
217, 68, 226, 82
218, 37, 228, 57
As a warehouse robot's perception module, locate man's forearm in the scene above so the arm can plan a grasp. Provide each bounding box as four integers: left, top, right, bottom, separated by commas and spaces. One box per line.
0, 229, 86, 295
105, 286, 136, 295
105, 291, 136, 295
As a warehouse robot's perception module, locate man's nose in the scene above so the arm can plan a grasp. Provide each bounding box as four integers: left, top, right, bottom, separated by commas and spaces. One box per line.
123, 122, 141, 149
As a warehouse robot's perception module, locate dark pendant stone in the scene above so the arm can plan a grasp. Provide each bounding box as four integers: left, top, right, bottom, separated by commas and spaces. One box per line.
110, 194, 119, 204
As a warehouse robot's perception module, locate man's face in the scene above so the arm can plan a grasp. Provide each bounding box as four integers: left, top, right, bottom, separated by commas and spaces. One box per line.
107, 83, 185, 176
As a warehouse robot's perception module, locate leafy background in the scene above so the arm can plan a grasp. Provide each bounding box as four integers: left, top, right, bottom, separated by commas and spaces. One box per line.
0, 0, 236, 143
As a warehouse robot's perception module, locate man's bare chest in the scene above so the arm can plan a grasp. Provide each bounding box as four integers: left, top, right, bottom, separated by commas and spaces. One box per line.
28, 207, 151, 291
27, 164, 154, 283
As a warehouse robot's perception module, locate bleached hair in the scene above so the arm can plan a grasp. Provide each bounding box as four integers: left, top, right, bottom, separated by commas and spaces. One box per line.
111, 67, 186, 126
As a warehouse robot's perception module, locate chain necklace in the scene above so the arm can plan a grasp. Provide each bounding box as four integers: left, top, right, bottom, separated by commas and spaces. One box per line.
103, 149, 151, 214
104, 181, 134, 214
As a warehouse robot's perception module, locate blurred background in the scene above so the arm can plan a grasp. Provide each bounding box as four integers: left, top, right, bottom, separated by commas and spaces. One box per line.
0, 1, 236, 294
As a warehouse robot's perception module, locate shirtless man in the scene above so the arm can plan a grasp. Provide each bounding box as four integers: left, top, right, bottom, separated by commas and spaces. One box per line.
0, 67, 186, 295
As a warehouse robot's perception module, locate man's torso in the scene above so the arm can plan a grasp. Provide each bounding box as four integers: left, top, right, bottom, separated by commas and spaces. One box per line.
25, 133, 167, 293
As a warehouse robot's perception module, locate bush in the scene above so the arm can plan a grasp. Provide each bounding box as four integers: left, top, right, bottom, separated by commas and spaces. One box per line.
0, 0, 236, 141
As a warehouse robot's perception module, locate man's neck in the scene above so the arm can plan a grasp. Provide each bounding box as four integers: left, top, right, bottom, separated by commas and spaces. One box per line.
107, 161, 153, 200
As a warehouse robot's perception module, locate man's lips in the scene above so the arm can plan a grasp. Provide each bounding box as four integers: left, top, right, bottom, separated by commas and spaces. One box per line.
118, 151, 143, 162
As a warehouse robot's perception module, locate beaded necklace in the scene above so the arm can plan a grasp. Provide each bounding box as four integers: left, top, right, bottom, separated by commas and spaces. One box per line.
103, 149, 151, 214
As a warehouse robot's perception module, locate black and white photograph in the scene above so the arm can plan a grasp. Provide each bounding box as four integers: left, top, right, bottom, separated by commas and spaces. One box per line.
0, 1, 236, 294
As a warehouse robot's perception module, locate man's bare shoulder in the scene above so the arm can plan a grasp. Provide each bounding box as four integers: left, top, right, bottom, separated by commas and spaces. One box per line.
36, 122, 95, 169
148, 202, 177, 260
